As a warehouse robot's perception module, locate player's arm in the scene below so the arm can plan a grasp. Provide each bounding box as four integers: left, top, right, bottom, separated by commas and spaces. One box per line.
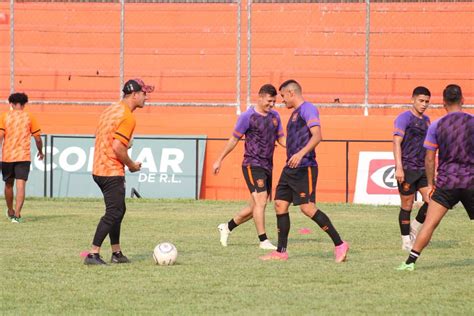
34, 135, 44, 161
425, 149, 436, 193
277, 136, 286, 148
287, 125, 321, 168
213, 137, 239, 174
112, 139, 141, 172
393, 135, 404, 183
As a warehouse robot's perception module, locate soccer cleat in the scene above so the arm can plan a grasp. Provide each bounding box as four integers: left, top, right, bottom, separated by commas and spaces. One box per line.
396, 262, 415, 271
11, 216, 23, 224
217, 223, 230, 247
259, 250, 288, 261
84, 253, 107, 265
259, 239, 277, 250
401, 235, 413, 252
334, 241, 349, 263
111, 251, 130, 264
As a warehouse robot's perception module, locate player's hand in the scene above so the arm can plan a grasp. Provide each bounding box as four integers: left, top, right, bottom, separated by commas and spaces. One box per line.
426, 184, 435, 201
129, 161, 142, 173
37, 152, 44, 161
287, 152, 303, 168
395, 168, 404, 183
212, 160, 221, 175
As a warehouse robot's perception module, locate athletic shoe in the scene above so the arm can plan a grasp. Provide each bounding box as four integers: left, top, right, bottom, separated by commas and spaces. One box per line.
259, 250, 288, 261
259, 239, 277, 250
401, 235, 413, 252
111, 251, 130, 264
84, 253, 107, 265
217, 223, 230, 247
11, 216, 23, 224
396, 262, 415, 271
334, 241, 349, 263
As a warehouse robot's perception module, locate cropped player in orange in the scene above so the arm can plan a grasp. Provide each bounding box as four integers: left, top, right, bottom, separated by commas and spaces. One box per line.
84, 79, 154, 265
0, 93, 44, 223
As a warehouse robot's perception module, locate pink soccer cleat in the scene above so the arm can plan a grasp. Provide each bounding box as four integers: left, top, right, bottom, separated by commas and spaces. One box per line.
334, 241, 349, 263
259, 250, 288, 261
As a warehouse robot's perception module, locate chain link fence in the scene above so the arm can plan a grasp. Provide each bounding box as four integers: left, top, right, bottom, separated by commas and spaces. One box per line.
0, 0, 472, 113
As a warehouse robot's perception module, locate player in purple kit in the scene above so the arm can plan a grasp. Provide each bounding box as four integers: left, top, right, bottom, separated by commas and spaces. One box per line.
397, 84, 473, 271
393, 86, 431, 251
214, 84, 285, 250
260, 79, 349, 262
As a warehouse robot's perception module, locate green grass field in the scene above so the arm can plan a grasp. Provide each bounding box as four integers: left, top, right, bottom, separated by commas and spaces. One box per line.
1, 198, 473, 315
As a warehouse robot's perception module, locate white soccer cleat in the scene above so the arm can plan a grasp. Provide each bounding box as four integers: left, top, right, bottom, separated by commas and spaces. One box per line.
401, 235, 413, 252
217, 223, 230, 247
259, 239, 277, 250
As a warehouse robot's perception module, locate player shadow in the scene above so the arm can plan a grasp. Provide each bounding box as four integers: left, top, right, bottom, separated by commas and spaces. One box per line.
423, 258, 474, 270
131, 253, 183, 266
24, 214, 78, 222
427, 240, 459, 249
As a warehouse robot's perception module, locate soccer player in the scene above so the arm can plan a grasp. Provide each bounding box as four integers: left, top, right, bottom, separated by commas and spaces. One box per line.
397, 84, 473, 271
84, 78, 153, 265
214, 84, 285, 250
393, 86, 431, 251
0, 92, 44, 223
260, 79, 349, 262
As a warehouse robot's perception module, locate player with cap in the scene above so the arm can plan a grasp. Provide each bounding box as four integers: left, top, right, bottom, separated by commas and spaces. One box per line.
84, 78, 154, 265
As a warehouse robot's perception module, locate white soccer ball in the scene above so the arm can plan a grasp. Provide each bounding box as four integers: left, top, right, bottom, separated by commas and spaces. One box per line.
153, 242, 178, 266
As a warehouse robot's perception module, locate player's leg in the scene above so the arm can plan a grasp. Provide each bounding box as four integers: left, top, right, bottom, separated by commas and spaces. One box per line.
410, 185, 430, 240
260, 168, 291, 260
2, 162, 15, 219
109, 177, 129, 263
4, 178, 14, 219
397, 172, 417, 250
397, 188, 454, 271
459, 189, 474, 220
11, 162, 30, 222
217, 196, 253, 247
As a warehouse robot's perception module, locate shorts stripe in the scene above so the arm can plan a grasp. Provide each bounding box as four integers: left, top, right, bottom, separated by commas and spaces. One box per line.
247, 166, 255, 186
308, 167, 313, 194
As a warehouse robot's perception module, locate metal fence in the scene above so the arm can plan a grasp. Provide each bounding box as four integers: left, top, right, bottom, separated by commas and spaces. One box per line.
0, 0, 472, 113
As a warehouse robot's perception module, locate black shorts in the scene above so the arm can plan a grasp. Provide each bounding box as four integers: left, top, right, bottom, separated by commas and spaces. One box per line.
275, 166, 317, 206
1, 161, 31, 181
242, 166, 272, 196
431, 187, 474, 220
397, 169, 428, 195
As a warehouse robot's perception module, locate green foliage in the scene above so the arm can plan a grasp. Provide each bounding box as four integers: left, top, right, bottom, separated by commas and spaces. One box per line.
1, 199, 472, 315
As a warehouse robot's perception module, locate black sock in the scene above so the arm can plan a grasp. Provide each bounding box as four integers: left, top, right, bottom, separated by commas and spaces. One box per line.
276, 213, 290, 252
406, 250, 420, 264
399, 208, 411, 235
228, 219, 238, 231
258, 233, 268, 242
113, 251, 123, 256
312, 210, 343, 246
415, 203, 428, 224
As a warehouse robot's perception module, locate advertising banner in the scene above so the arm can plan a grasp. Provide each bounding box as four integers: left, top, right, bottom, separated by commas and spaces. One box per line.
1, 135, 206, 199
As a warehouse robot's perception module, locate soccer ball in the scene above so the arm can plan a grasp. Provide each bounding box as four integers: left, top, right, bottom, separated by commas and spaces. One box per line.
153, 242, 178, 266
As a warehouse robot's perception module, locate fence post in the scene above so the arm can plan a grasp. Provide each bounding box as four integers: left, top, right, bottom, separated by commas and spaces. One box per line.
49, 136, 54, 198
195, 139, 199, 200
236, 0, 242, 115
120, 0, 125, 96
9, 0, 14, 94
345, 141, 349, 203
246, 0, 252, 109
43, 135, 48, 197
363, 0, 371, 116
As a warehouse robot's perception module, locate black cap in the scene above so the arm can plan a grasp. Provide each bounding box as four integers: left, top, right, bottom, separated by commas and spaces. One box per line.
122, 78, 154, 94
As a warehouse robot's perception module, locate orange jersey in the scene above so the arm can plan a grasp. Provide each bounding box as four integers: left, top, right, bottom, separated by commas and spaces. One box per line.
93, 101, 136, 177
0, 110, 41, 162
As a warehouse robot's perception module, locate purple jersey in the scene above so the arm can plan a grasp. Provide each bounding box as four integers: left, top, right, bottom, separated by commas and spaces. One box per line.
233, 107, 284, 172
286, 101, 320, 167
424, 112, 474, 190
393, 111, 430, 170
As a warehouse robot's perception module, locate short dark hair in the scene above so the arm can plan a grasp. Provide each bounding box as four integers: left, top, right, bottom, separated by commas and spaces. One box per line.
412, 86, 431, 97
443, 84, 463, 105
279, 79, 302, 93
258, 84, 277, 97
8, 92, 28, 105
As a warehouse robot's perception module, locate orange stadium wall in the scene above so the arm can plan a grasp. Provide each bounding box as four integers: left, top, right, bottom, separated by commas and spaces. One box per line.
0, 2, 472, 202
